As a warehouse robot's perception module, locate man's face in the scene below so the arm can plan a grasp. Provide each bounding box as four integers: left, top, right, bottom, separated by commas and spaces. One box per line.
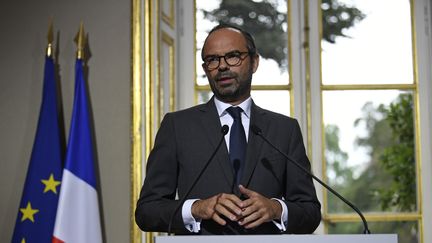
202, 28, 259, 105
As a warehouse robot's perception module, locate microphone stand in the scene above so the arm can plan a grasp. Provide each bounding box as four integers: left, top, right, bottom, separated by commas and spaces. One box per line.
167, 125, 229, 235
251, 125, 371, 234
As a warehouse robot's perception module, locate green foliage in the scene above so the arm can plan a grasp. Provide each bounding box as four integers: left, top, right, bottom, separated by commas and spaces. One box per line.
325, 124, 352, 187
354, 102, 395, 163
321, 0, 365, 43
325, 93, 417, 239
378, 93, 416, 211
324, 124, 353, 213
201, 0, 365, 70
353, 93, 416, 212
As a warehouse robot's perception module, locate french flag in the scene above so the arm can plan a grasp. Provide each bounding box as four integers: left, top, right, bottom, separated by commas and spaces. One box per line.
52, 58, 102, 243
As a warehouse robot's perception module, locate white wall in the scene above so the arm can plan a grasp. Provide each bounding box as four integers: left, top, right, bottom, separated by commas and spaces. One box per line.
0, 0, 131, 242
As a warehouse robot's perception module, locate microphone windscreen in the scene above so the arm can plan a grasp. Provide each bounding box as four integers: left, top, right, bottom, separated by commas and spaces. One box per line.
221, 124, 229, 135
251, 124, 262, 135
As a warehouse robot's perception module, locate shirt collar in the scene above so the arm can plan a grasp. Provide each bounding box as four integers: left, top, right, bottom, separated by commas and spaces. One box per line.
214, 96, 252, 119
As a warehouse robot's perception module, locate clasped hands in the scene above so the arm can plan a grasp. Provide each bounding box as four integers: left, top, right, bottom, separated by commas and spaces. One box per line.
191, 185, 282, 229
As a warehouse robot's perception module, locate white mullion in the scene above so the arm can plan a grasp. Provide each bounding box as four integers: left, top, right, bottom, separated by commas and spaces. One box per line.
307, 0, 325, 234
415, 1, 432, 243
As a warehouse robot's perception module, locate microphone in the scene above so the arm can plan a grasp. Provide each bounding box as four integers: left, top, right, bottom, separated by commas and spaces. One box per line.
251, 125, 371, 234
167, 125, 229, 235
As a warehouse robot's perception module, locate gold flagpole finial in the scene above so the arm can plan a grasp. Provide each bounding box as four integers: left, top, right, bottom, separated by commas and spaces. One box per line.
74, 21, 86, 60
46, 18, 54, 57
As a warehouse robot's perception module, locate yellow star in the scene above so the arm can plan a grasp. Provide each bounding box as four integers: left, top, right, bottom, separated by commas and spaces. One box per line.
20, 202, 39, 222
41, 173, 61, 194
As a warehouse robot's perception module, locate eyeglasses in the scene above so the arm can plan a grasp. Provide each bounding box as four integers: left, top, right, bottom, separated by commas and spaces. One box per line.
203, 51, 250, 71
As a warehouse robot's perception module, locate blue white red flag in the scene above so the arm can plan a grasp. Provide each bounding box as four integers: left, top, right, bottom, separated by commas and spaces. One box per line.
52, 59, 102, 243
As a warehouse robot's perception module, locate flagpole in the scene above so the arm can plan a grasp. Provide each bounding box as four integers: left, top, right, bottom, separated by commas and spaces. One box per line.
76, 21, 85, 60
46, 18, 54, 57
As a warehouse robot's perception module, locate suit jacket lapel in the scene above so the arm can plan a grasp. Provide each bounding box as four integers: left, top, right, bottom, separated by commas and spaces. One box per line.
199, 97, 234, 190
240, 102, 269, 188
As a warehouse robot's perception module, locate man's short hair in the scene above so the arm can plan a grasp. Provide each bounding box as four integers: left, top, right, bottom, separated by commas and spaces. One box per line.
201, 23, 257, 60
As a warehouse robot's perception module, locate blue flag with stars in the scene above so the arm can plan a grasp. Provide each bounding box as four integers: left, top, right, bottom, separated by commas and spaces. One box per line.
11, 55, 64, 243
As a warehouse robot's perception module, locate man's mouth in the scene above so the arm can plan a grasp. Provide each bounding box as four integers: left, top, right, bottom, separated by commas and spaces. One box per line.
217, 76, 235, 84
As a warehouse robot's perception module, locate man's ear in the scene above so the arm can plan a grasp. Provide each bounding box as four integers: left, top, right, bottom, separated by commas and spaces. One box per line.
202, 63, 208, 74
252, 54, 259, 73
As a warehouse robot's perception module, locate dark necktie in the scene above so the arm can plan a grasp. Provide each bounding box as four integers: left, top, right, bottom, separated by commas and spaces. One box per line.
226, 106, 247, 186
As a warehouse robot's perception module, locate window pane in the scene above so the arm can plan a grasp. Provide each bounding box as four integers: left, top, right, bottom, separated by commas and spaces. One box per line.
323, 90, 417, 213
328, 221, 419, 243
321, 0, 413, 84
251, 90, 290, 116
196, 0, 289, 86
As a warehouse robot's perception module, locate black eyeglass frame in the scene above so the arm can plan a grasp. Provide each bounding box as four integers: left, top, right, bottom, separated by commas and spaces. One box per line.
202, 51, 252, 71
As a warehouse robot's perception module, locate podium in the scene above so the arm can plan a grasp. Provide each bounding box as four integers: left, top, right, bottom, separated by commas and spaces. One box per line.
155, 234, 397, 243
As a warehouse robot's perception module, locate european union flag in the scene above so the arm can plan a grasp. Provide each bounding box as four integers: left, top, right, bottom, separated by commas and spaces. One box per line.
11, 55, 64, 243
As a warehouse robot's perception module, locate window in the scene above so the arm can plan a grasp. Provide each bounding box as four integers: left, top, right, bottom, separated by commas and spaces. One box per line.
191, 0, 430, 242
320, 1, 420, 241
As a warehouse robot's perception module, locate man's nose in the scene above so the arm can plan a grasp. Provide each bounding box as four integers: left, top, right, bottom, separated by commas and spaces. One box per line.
218, 57, 229, 71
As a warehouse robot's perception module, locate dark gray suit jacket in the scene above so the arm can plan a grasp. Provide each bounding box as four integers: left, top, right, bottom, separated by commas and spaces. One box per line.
135, 98, 321, 234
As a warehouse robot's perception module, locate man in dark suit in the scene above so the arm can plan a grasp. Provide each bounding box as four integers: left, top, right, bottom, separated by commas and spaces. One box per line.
135, 24, 321, 235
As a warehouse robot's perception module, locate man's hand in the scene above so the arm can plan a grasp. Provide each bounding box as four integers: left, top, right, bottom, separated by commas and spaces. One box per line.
191, 186, 282, 228
238, 185, 282, 229
191, 193, 244, 226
